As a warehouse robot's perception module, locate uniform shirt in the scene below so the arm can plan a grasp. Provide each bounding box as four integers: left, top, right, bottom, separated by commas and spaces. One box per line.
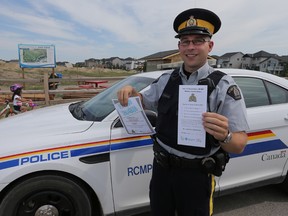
142, 62, 250, 159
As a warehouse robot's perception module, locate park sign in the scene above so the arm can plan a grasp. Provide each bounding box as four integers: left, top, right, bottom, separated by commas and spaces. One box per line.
18, 44, 56, 68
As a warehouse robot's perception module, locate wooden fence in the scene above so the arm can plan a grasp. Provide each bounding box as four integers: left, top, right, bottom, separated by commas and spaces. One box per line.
0, 74, 126, 105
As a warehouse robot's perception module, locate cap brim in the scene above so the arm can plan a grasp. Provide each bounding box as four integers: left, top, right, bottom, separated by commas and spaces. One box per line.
175, 27, 212, 38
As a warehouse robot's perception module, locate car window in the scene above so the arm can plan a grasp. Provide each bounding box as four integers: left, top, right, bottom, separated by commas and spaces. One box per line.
265, 81, 288, 104
78, 76, 155, 121
234, 77, 288, 108
234, 77, 269, 108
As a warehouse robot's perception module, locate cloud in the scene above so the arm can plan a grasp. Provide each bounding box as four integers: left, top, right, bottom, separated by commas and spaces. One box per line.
0, 0, 288, 62
0, 4, 81, 41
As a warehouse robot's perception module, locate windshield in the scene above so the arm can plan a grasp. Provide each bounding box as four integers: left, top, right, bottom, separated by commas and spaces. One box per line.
69, 76, 155, 121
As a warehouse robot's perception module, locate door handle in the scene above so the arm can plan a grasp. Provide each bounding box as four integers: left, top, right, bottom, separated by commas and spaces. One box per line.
285, 114, 288, 120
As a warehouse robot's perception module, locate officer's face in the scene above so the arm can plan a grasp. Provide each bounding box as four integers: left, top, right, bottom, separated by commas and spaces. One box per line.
178, 35, 214, 73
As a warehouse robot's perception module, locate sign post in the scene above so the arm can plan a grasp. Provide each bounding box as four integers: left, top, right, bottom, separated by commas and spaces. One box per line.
18, 44, 56, 105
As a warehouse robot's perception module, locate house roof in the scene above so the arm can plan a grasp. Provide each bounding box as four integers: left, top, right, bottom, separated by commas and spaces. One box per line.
242, 51, 280, 59
242, 54, 253, 58
259, 56, 278, 64
140, 49, 179, 60
220, 52, 243, 58
279, 55, 288, 63
210, 55, 220, 59
253, 50, 277, 58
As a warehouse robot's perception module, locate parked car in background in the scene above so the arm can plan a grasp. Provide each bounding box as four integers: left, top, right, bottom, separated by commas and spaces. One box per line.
0, 69, 287, 216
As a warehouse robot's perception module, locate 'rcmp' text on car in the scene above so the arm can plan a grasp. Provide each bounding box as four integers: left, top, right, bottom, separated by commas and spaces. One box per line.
0, 69, 288, 216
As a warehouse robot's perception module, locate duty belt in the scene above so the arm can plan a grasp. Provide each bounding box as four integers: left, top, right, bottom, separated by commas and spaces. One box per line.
153, 140, 202, 169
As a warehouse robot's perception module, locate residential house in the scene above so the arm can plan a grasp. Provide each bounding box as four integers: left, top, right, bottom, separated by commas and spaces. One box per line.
82, 49, 287, 74
207, 56, 218, 68
241, 54, 253, 69
241, 50, 283, 74
75, 62, 85, 67
259, 57, 282, 75
85, 58, 102, 67
140, 49, 217, 71
140, 49, 181, 72
85, 57, 124, 69
124, 57, 144, 71
217, 52, 244, 68
123, 57, 134, 70
85, 57, 143, 70
56, 61, 73, 68
111, 57, 124, 68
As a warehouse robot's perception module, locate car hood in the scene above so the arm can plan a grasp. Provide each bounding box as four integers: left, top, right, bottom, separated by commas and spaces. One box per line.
0, 103, 93, 135
0, 103, 94, 156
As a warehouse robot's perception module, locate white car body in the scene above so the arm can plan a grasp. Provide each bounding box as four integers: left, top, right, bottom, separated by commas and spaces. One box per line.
0, 69, 287, 216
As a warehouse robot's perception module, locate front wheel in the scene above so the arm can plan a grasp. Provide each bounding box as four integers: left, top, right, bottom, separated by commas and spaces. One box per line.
280, 174, 288, 193
5, 110, 14, 118
5, 109, 18, 118
0, 175, 94, 216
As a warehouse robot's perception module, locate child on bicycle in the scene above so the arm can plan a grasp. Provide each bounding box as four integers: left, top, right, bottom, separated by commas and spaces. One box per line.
10, 84, 28, 113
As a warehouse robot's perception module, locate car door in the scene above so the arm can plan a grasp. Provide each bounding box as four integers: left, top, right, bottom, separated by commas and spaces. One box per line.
218, 76, 288, 194
109, 117, 154, 214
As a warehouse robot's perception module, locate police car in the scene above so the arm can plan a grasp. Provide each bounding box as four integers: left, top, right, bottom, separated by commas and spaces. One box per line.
0, 69, 287, 216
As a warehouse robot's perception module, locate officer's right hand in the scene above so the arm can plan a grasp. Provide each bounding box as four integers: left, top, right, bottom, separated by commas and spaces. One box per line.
117, 85, 139, 106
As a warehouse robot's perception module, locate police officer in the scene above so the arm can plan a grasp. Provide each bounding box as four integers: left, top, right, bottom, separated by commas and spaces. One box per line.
117, 8, 249, 216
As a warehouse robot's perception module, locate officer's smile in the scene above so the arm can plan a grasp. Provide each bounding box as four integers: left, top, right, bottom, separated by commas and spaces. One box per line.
186, 54, 197, 57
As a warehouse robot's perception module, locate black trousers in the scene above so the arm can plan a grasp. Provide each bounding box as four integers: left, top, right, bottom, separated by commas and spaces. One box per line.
149, 158, 215, 216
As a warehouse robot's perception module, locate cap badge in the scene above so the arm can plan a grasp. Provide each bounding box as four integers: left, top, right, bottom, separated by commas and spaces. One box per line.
186, 16, 197, 27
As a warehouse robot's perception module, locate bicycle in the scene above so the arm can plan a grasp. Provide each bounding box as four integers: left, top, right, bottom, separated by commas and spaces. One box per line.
0, 99, 37, 118
0, 100, 15, 118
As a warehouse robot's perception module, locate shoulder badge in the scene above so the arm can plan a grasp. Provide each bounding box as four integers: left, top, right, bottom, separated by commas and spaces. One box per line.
227, 85, 242, 100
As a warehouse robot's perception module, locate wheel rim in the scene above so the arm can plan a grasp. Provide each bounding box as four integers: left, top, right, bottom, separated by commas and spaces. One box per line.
18, 191, 75, 216
35, 205, 59, 216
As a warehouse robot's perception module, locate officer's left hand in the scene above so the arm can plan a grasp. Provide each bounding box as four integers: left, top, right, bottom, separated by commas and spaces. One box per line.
202, 112, 228, 141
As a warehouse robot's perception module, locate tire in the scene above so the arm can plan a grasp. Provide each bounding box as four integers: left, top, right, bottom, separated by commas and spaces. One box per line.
5, 109, 17, 118
5, 111, 14, 118
0, 175, 93, 216
280, 174, 288, 193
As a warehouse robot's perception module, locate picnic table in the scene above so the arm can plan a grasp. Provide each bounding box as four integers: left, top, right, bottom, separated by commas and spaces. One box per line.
78, 80, 108, 89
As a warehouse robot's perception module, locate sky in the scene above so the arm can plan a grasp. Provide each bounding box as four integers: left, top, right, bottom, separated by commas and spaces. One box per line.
0, 0, 288, 63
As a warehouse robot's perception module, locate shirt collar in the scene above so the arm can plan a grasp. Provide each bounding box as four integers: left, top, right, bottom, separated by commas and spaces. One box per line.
197, 62, 212, 79
179, 62, 212, 80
